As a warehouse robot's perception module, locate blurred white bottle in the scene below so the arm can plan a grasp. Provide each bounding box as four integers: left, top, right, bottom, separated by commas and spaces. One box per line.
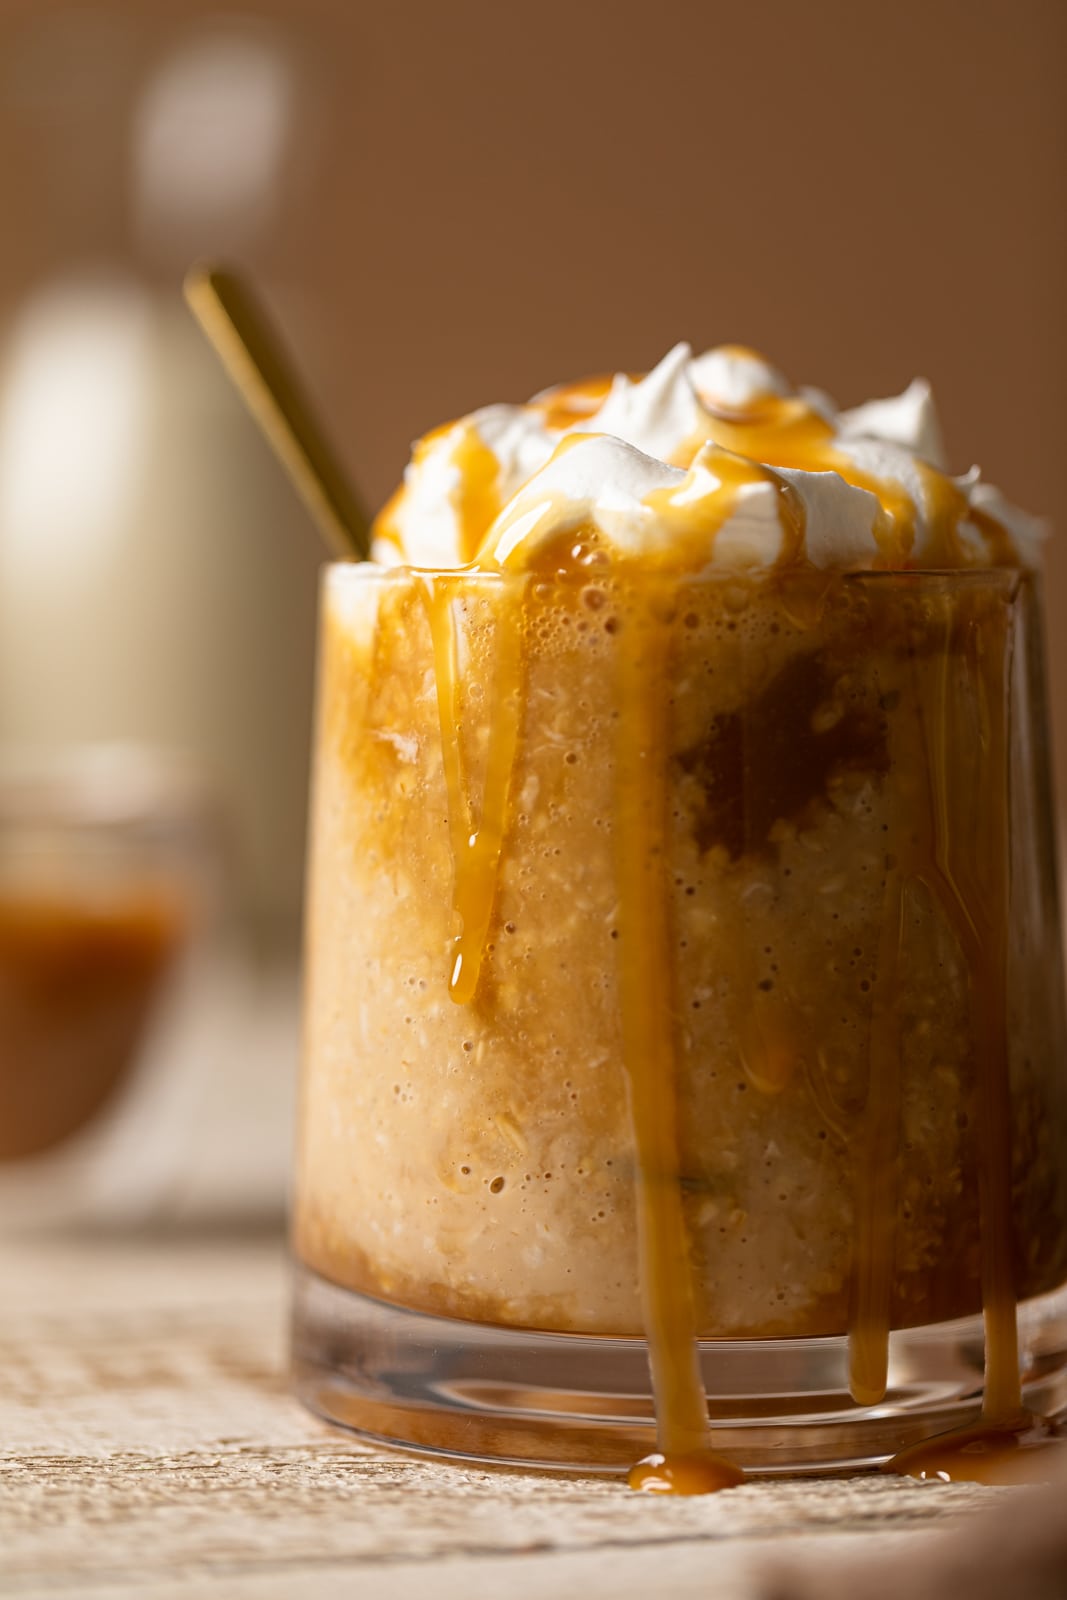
0, 22, 327, 1221
0, 274, 322, 939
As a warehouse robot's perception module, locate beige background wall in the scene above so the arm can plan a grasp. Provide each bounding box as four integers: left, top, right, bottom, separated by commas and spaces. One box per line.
1, 0, 1064, 925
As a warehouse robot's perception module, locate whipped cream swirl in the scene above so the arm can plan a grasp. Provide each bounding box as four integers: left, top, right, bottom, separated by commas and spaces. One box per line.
372, 345, 1042, 573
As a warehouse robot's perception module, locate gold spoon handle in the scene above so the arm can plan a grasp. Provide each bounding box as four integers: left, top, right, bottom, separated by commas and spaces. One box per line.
184, 265, 370, 561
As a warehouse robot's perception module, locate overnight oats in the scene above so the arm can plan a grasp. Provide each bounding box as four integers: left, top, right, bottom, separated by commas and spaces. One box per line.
292, 346, 1067, 1487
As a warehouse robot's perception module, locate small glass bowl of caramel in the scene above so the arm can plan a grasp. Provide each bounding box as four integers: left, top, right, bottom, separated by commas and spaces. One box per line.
0, 745, 222, 1198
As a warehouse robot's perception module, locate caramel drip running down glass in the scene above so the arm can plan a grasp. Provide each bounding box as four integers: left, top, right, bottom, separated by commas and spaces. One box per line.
291, 348, 1067, 1489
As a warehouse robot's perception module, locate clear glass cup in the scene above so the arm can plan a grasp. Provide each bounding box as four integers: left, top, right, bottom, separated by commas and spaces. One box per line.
291, 561, 1067, 1473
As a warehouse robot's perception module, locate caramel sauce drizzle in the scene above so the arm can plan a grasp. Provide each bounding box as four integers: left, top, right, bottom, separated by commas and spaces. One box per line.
615, 602, 742, 1496
532, 373, 623, 430
387, 374, 1019, 577
419, 573, 525, 1005
884, 588, 1037, 1479
643, 447, 808, 571
371, 423, 502, 566
383, 360, 1035, 1494
848, 871, 907, 1405
451, 428, 502, 566
937, 604, 1020, 1431
846, 622, 943, 1407
845, 579, 1050, 1480
697, 402, 962, 569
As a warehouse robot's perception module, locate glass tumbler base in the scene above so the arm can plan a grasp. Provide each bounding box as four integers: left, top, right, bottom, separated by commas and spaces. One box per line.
291, 1263, 1067, 1476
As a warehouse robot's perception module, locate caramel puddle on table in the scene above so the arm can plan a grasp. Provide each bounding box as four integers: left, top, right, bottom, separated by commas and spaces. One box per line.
890, 1415, 1066, 1485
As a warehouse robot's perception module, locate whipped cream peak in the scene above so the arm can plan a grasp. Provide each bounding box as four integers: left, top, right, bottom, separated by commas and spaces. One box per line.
371, 345, 1040, 575
689, 346, 791, 413
573, 342, 708, 464
486, 434, 683, 568
471, 403, 556, 496
839, 378, 947, 471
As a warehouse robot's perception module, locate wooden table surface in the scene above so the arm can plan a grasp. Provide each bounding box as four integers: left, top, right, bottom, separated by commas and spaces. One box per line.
0, 1232, 1009, 1599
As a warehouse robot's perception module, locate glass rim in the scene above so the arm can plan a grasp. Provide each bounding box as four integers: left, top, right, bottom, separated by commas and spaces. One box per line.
324, 559, 1031, 591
